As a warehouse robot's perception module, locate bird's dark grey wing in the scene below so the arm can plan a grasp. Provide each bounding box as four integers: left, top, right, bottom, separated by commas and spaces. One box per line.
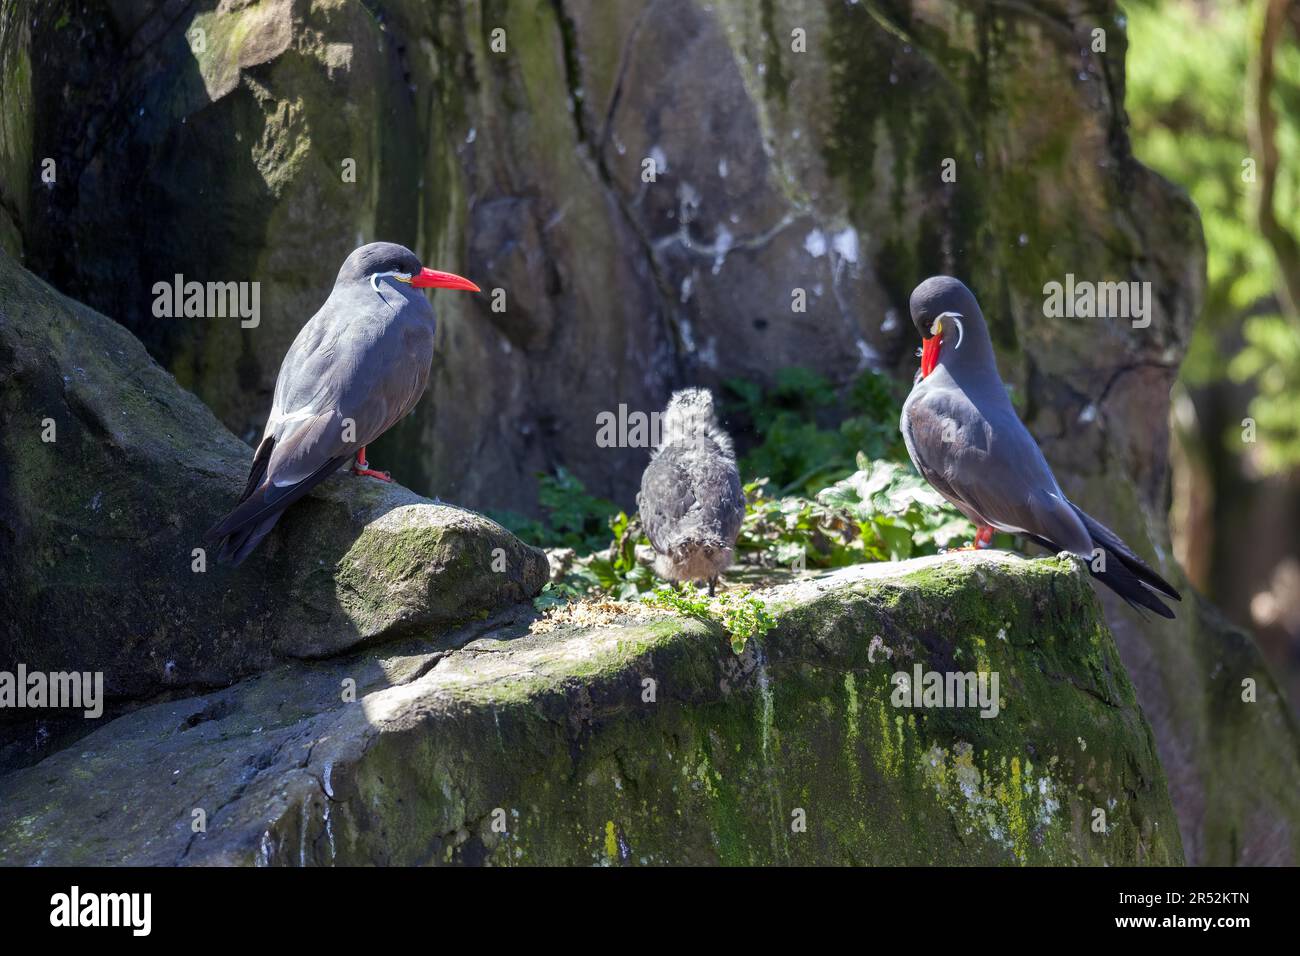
902, 390, 966, 508
900, 387, 991, 527
270, 301, 434, 452
639, 449, 695, 553
903, 385, 1091, 554
210, 302, 435, 564
237, 433, 276, 502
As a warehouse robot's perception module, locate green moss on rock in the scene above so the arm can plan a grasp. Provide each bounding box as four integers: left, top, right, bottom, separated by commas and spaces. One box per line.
0, 551, 1182, 865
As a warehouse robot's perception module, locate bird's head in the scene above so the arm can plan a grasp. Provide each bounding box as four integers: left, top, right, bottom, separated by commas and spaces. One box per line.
659, 388, 734, 457
909, 275, 985, 379
666, 387, 716, 422
338, 241, 480, 294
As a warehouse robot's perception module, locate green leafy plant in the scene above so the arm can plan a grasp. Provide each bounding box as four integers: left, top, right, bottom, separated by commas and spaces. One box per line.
736, 455, 977, 568
492, 467, 619, 553
724, 367, 908, 494
641, 583, 777, 654
532, 581, 575, 612
816, 454, 976, 559
713, 592, 779, 654
735, 477, 859, 568
534, 509, 659, 601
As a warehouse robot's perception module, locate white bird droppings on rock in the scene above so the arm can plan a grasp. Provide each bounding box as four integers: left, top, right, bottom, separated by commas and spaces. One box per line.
804, 229, 827, 258
832, 227, 859, 264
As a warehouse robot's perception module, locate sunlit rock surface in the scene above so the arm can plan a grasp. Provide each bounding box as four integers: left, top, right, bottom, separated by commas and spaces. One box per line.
0, 552, 1181, 866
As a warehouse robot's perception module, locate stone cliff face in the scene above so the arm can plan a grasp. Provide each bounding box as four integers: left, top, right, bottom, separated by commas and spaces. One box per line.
1, 0, 1198, 513
0, 0, 1296, 863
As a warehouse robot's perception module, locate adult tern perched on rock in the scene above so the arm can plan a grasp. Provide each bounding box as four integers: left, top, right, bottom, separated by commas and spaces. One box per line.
900, 276, 1181, 618
208, 242, 479, 564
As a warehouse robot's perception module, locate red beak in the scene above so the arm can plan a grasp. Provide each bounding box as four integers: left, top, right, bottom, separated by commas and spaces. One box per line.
410, 267, 480, 292
920, 333, 943, 378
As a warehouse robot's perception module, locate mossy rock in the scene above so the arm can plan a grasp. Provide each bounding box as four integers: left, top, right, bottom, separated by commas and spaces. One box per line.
0, 247, 548, 769
0, 551, 1182, 865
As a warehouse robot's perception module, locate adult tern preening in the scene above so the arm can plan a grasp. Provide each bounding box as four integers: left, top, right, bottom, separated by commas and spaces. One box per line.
900, 276, 1181, 618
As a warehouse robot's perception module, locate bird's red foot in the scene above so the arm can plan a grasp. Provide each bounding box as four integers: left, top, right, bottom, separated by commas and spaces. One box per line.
947, 525, 994, 552
351, 446, 392, 482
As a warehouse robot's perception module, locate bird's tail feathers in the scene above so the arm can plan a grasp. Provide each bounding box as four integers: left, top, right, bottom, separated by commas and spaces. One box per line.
1026, 511, 1180, 619
206, 454, 347, 566
216, 509, 282, 565
1069, 504, 1181, 600
1084, 548, 1177, 619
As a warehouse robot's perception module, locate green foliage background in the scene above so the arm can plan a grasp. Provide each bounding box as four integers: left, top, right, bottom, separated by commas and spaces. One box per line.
1127, 0, 1300, 470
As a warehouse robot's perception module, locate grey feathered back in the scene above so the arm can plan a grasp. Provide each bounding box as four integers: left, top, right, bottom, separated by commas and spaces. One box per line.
637, 388, 745, 585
